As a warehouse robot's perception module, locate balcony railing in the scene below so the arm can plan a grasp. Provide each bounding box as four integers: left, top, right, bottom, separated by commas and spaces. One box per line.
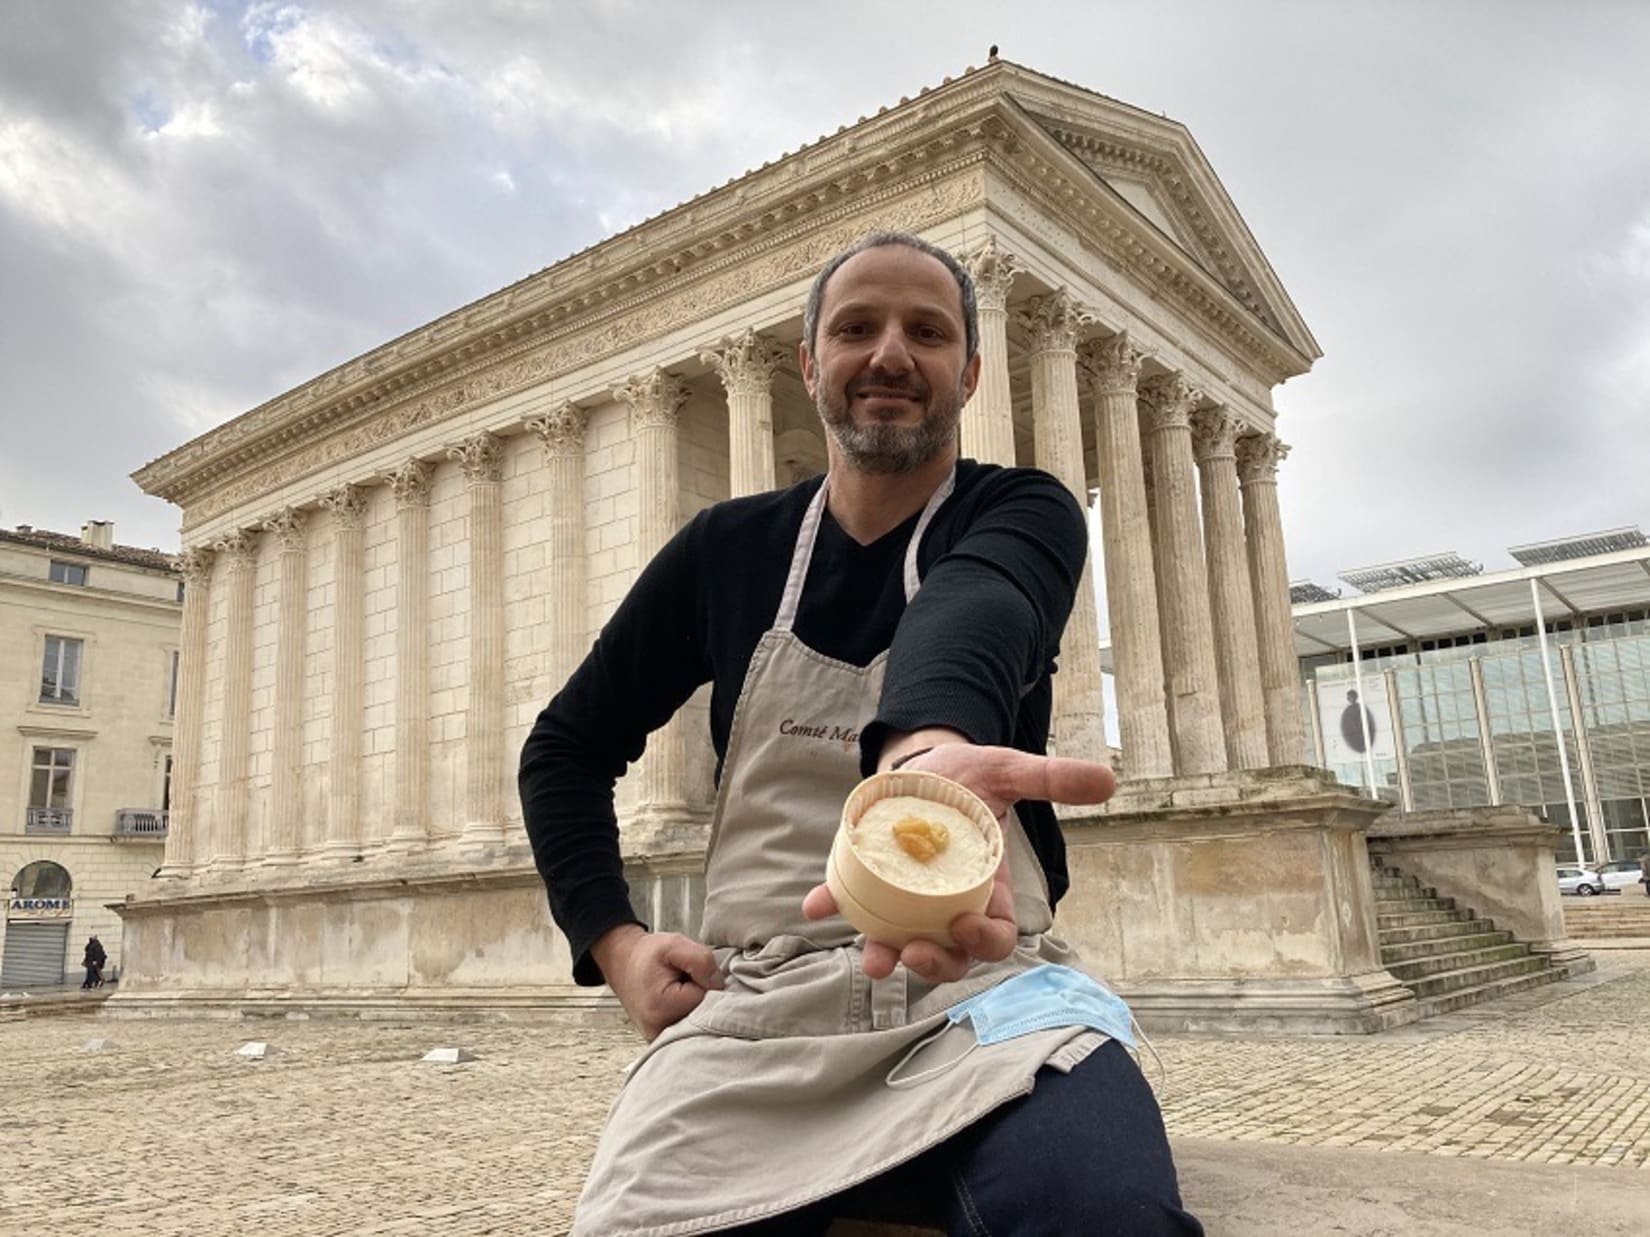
25, 807, 72, 834
115, 809, 169, 838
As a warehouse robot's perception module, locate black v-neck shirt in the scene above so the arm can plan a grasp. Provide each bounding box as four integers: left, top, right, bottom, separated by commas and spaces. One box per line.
519, 459, 1089, 984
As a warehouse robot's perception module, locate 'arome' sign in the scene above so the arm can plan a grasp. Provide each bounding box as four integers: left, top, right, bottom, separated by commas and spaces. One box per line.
7, 898, 73, 920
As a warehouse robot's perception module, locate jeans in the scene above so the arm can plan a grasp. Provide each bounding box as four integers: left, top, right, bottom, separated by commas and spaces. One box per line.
724, 1038, 1202, 1236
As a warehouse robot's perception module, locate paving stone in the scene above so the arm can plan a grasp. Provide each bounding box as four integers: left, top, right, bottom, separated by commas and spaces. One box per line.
3, 951, 1649, 1233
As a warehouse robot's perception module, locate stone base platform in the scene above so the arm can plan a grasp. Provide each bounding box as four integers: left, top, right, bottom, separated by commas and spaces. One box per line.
1058, 766, 1419, 1035
105, 841, 699, 1024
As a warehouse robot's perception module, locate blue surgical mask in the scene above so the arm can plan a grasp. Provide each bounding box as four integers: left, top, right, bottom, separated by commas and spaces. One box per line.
946, 964, 1136, 1048
887, 965, 1138, 1089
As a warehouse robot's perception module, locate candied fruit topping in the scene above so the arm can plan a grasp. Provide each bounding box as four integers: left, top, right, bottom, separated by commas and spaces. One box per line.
891, 816, 950, 863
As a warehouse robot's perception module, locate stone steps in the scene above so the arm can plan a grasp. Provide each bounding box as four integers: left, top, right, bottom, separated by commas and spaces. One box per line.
1561, 898, 1650, 939
1373, 861, 1564, 1019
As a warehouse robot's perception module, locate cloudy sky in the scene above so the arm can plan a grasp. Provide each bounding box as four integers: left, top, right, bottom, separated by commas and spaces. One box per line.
3, 0, 1648, 594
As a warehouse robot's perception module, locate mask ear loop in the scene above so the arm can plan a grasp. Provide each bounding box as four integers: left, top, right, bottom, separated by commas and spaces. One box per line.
1127, 1015, 1167, 1090
885, 1022, 979, 1089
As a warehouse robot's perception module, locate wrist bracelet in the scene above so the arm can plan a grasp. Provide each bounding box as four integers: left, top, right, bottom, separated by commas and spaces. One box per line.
889, 746, 936, 771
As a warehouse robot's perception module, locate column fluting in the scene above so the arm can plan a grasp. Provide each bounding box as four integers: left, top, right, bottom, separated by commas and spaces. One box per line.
262, 508, 308, 863
615, 370, 692, 822
701, 329, 786, 497
1237, 433, 1309, 765
526, 403, 590, 692
389, 458, 432, 849
1079, 333, 1172, 779
960, 237, 1021, 466
1018, 292, 1106, 765
319, 484, 367, 859
163, 545, 214, 873
450, 433, 506, 845
1191, 409, 1269, 770
211, 529, 259, 868
1140, 373, 1227, 775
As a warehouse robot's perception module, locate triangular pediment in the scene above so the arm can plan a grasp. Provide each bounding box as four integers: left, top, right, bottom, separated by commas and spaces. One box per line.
995, 67, 1318, 361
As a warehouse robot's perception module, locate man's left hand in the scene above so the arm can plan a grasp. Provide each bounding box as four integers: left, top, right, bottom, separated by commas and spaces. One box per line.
800, 743, 1115, 983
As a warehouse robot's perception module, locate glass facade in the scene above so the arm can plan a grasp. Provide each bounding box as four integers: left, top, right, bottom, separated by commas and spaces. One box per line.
1303, 628, 1650, 866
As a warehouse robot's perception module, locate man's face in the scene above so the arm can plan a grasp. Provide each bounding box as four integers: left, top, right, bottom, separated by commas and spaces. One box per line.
801, 244, 980, 475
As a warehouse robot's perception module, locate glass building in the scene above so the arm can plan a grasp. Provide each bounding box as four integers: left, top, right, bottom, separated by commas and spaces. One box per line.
1292, 529, 1650, 866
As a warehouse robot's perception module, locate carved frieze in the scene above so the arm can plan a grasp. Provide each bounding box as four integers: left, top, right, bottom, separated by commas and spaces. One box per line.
168, 172, 986, 527
449, 432, 504, 485
615, 369, 690, 431
699, 329, 789, 399
1139, 374, 1203, 433
525, 403, 589, 460
1236, 432, 1290, 484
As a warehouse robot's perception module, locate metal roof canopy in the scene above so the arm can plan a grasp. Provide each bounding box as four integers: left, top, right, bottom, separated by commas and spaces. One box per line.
1336, 551, 1482, 595
1290, 545, 1650, 656
1509, 526, 1648, 566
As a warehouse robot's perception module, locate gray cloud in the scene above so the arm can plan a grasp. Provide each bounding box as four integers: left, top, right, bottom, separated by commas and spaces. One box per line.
1, 0, 1646, 585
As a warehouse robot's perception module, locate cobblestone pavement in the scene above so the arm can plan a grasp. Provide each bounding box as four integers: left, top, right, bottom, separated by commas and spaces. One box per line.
4, 956, 1650, 1235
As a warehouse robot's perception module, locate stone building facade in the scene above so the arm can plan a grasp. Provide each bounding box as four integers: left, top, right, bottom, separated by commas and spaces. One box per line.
117, 60, 1415, 1030
1, 522, 178, 986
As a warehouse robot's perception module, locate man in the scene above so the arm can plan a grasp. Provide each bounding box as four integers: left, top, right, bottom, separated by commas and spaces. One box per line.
520, 232, 1200, 1235
1640, 852, 1650, 897
81, 935, 106, 989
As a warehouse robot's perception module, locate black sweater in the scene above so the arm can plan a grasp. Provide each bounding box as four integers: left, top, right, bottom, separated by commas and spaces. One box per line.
519, 459, 1089, 984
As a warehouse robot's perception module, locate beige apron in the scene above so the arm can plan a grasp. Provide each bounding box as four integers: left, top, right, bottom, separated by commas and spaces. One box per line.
572, 473, 1103, 1237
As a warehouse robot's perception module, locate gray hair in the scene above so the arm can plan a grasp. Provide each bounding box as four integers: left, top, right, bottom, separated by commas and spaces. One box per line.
802, 231, 979, 361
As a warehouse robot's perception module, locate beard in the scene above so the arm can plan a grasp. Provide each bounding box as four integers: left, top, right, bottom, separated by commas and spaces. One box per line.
815, 369, 967, 475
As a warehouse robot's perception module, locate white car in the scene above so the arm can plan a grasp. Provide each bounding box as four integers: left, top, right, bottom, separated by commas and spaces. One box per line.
1556, 865, 1605, 896
1597, 859, 1648, 893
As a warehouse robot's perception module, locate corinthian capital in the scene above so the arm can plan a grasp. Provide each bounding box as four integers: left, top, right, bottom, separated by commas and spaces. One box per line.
525, 402, 589, 460
212, 528, 260, 571
1236, 433, 1290, 484
388, 459, 433, 508
961, 236, 1022, 312
175, 545, 216, 586
1190, 408, 1244, 464
449, 432, 504, 485
320, 483, 369, 531
699, 329, 788, 399
261, 506, 308, 552
1077, 332, 1145, 396
1015, 291, 1094, 353
615, 368, 690, 431
1138, 373, 1204, 433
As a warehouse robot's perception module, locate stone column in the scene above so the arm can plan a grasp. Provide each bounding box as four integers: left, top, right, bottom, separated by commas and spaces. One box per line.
1237, 433, 1308, 765
525, 404, 590, 690
700, 329, 786, 497
261, 508, 308, 864
1017, 292, 1105, 765
388, 459, 433, 850
210, 529, 259, 868
163, 546, 214, 873
319, 484, 367, 859
1192, 410, 1270, 771
1139, 374, 1226, 775
450, 433, 507, 846
960, 237, 1021, 466
615, 370, 693, 822
1079, 333, 1173, 780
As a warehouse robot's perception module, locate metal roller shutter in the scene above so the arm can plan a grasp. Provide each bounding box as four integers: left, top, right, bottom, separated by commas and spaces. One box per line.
1, 922, 70, 987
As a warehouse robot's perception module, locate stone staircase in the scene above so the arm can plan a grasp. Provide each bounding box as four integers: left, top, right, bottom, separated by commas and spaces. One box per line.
1562, 895, 1650, 940
1372, 862, 1564, 1018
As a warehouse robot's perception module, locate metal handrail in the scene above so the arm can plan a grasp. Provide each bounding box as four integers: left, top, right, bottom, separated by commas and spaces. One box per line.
25, 807, 72, 834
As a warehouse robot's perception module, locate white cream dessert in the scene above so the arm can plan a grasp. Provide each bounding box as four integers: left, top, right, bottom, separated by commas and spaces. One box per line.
848, 795, 994, 894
